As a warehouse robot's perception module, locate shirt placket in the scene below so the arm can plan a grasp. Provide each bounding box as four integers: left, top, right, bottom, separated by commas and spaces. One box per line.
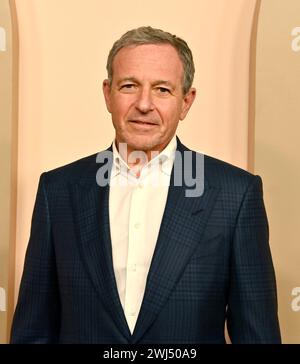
124, 179, 147, 332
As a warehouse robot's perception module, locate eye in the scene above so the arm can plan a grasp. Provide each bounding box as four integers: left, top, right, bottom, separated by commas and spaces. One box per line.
122, 84, 134, 88
120, 84, 137, 92
158, 87, 170, 93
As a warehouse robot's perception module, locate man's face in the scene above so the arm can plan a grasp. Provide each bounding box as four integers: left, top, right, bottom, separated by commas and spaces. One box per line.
103, 43, 196, 155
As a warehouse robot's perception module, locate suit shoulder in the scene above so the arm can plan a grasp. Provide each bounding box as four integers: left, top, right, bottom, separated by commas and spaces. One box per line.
40, 152, 100, 185
203, 154, 260, 191
177, 138, 258, 189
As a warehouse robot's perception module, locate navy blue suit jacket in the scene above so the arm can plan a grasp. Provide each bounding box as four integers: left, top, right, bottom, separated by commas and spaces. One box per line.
11, 138, 281, 343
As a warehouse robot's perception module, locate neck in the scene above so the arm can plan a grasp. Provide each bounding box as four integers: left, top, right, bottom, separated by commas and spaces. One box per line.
115, 141, 170, 168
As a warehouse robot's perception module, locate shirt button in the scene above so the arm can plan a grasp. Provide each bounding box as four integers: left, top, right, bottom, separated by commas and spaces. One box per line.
134, 222, 141, 229
138, 183, 143, 189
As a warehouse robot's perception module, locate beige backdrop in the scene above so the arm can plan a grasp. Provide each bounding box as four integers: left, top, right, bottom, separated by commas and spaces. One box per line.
2, 0, 299, 344
0, 0, 18, 344
0, 0, 11, 344
255, 0, 300, 344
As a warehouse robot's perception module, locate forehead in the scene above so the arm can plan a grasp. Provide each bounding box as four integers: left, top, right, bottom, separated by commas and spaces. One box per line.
112, 44, 183, 82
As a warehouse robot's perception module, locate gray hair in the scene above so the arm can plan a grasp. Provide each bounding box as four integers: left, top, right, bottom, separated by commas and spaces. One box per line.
106, 26, 195, 95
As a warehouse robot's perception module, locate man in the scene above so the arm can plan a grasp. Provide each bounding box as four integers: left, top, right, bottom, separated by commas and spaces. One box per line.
11, 26, 281, 344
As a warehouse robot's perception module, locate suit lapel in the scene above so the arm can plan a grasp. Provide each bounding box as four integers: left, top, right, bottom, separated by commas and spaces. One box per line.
69, 140, 220, 343
69, 151, 131, 340
132, 140, 220, 342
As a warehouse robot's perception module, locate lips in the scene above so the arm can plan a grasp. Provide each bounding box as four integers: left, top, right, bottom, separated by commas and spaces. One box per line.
129, 120, 157, 125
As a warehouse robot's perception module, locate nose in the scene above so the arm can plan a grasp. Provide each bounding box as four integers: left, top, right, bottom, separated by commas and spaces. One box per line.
135, 87, 154, 113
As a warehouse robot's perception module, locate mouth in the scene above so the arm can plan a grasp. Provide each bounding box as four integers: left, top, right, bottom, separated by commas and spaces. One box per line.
128, 120, 158, 130
129, 120, 157, 126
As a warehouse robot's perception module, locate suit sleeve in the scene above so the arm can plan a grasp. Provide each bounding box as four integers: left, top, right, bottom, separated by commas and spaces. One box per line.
10, 173, 60, 343
226, 175, 281, 343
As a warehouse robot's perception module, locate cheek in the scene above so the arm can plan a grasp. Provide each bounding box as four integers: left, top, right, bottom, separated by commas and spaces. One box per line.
158, 102, 183, 124
111, 96, 134, 119
111, 103, 126, 122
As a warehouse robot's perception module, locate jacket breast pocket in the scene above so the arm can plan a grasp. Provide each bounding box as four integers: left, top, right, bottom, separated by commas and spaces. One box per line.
172, 232, 227, 301
190, 232, 225, 260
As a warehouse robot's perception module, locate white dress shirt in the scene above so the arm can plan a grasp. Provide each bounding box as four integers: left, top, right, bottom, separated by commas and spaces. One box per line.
109, 135, 177, 334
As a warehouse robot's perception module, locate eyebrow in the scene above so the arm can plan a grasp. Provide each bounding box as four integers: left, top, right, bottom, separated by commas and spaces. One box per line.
152, 80, 175, 90
117, 77, 175, 90
117, 77, 138, 85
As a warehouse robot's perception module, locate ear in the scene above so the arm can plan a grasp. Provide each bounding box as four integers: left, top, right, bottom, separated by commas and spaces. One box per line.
179, 87, 196, 120
103, 79, 112, 113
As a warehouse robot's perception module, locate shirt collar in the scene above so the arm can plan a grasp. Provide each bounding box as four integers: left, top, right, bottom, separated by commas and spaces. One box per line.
111, 135, 177, 179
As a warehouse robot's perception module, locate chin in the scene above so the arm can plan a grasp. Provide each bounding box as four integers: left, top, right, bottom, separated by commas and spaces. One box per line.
125, 136, 161, 152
